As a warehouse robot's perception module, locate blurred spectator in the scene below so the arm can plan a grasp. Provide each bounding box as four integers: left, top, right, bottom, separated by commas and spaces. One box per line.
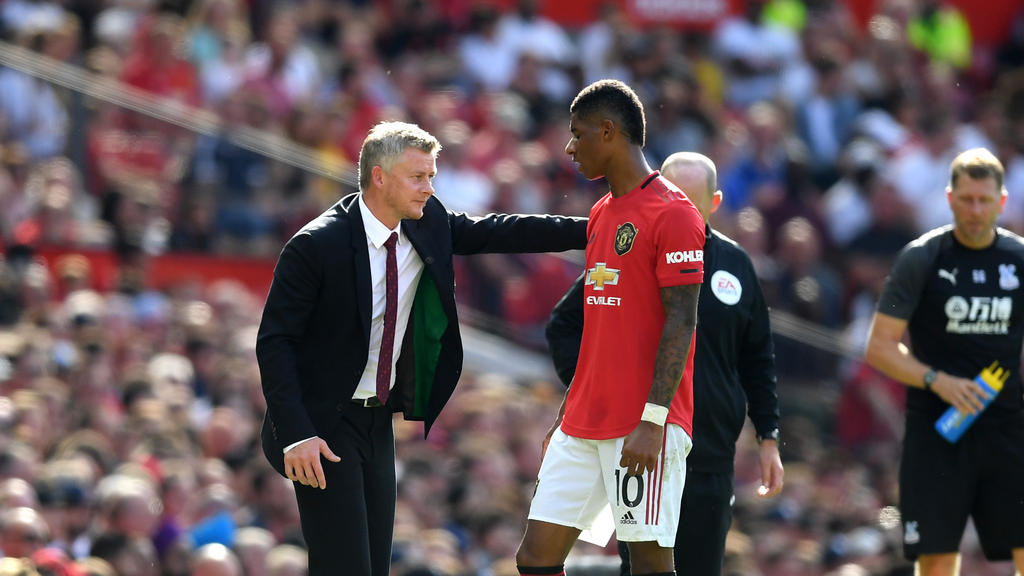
34, 457, 92, 553
907, 0, 971, 70
244, 5, 321, 115
0, 478, 36, 510
0, 507, 49, 559
458, 4, 518, 94
190, 543, 241, 576
646, 72, 718, 164
194, 91, 274, 252
822, 139, 886, 248
91, 473, 162, 543
775, 217, 843, 328
431, 120, 494, 215
198, 21, 251, 107
1, 0, 64, 38
152, 460, 194, 560
231, 527, 274, 576
0, 26, 69, 161
88, 532, 158, 576
794, 43, 861, 189
12, 158, 109, 250
495, 0, 576, 102
265, 544, 306, 576
720, 101, 798, 214
121, 15, 200, 111
374, 0, 453, 64
994, 10, 1024, 78
843, 178, 916, 293
771, 217, 842, 381
885, 110, 960, 232
577, 1, 630, 86
189, 484, 239, 549
713, 0, 802, 108
184, 0, 249, 72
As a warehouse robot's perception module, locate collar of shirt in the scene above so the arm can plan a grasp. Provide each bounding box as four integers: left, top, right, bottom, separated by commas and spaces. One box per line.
358, 194, 406, 249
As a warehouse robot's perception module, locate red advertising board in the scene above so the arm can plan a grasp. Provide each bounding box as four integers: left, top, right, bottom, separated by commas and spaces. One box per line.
518, 0, 1018, 45
34, 246, 276, 297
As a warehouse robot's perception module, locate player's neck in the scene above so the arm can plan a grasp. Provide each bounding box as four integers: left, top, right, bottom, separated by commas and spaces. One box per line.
606, 148, 654, 198
953, 226, 997, 250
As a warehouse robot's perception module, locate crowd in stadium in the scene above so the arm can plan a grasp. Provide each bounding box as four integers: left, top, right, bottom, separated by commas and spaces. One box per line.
0, 0, 1023, 574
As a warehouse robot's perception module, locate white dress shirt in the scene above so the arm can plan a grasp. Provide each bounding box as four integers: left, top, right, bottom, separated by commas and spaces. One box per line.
284, 195, 425, 453
352, 194, 425, 400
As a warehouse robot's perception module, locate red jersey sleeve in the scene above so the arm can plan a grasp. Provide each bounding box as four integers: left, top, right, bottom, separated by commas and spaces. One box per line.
654, 198, 705, 287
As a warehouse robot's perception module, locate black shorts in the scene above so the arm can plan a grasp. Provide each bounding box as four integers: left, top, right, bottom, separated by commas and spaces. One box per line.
900, 410, 1024, 561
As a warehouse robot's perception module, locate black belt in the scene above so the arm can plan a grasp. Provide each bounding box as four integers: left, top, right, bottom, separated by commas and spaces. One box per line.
351, 397, 385, 408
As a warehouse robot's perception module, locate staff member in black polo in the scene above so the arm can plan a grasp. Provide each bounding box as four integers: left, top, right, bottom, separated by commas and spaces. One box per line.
256, 121, 587, 576
546, 152, 784, 575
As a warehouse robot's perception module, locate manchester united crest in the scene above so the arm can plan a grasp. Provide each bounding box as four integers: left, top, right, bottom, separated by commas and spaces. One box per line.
614, 222, 637, 256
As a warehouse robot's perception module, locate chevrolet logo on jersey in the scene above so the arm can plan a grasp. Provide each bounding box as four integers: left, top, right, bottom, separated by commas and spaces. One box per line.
586, 263, 620, 291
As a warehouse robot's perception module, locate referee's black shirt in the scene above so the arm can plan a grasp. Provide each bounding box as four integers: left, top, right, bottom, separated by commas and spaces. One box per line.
546, 224, 780, 473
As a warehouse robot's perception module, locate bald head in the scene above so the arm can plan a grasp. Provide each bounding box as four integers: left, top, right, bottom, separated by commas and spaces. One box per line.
191, 544, 242, 576
660, 152, 720, 221
0, 478, 37, 509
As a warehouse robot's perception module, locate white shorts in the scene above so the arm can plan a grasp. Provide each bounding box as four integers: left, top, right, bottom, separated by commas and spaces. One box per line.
527, 424, 691, 547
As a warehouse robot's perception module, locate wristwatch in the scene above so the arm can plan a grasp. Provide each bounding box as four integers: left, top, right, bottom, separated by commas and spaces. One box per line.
922, 369, 938, 391
756, 428, 780, 444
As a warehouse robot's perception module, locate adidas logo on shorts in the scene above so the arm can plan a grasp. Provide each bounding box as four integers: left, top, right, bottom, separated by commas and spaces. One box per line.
620, 511, 637, 525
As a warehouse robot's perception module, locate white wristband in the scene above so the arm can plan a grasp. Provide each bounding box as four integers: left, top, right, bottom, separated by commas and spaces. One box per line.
641, 403, 668, 426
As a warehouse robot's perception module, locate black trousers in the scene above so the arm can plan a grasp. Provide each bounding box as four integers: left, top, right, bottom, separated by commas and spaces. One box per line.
619, 469, 733, 576
293, 402, 396, 576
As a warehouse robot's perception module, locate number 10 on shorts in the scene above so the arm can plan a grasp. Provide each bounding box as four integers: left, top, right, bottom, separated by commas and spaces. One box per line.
615, 469, 645, 509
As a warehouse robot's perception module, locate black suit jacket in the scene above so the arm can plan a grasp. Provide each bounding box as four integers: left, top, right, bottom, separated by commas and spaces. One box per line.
256, 193, 587, 475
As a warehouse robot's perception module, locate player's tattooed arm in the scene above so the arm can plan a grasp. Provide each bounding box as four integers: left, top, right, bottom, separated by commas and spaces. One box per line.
648, 283, 700, 407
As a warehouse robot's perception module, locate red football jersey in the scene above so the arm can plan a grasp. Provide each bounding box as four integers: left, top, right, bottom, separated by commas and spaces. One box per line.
562, 172, 705, 439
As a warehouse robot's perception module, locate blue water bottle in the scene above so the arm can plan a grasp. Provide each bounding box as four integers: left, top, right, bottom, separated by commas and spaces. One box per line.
935, 361, 1008, 443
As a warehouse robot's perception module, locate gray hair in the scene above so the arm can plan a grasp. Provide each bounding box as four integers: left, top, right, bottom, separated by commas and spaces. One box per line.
358, 121, 442, 192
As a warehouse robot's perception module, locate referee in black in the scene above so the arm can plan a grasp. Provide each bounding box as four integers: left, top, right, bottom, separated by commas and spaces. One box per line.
546, 152, 784, 575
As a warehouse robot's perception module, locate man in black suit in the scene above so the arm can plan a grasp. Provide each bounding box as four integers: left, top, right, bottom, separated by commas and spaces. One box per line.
255, 121, 587, 576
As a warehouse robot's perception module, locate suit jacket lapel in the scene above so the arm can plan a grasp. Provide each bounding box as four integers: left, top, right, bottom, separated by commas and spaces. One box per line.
403, 217, 445, 295
350, 199, 372, 336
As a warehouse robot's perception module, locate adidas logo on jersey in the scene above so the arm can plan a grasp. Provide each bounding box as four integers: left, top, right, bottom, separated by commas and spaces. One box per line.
620, 511, 637, 525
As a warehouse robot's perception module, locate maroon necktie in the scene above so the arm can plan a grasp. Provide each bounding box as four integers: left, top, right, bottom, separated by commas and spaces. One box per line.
376, 232, 399, 404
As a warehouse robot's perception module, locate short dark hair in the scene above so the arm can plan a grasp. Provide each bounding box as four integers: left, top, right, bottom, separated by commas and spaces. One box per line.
570, 79, 646, 146
950, 148, 1004, 192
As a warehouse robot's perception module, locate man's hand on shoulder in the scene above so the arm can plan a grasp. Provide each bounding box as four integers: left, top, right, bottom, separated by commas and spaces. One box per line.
284, 436, 341, 489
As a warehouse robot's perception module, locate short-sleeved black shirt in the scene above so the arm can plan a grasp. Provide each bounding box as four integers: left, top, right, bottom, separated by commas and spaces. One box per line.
877, 226, 1024, 419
